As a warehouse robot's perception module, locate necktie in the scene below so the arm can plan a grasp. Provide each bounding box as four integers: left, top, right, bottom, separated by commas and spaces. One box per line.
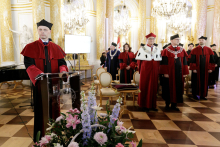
43, 42, 48, 45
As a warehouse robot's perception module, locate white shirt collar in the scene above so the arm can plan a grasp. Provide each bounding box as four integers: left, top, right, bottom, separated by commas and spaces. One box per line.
41, 38, 49, 43
200, 45, 205, 48
172, 45, 178, 48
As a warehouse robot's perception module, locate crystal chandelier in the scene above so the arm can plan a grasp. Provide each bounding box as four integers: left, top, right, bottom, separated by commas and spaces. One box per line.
167, 14, 191, 34
114, 5, 131, 36
63, 0, 89, 34
151, 0, 188, 20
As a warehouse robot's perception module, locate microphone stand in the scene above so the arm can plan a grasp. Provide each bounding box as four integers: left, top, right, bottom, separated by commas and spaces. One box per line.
78, 53, 85, 85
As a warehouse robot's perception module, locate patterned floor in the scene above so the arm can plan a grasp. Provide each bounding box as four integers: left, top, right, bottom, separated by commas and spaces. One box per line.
1, 79, 220, 147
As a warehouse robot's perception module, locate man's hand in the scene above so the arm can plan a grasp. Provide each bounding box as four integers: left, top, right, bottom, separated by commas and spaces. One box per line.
208, 70, 212, 73
193, 70, 197, 73
126, 66, 130, 70
117, 68, 119, 70
59, 71, 68, 82
105, 67, 107, 70
183, 75, 187, 78
164, 74, 169, 78
215, 64, 218, 67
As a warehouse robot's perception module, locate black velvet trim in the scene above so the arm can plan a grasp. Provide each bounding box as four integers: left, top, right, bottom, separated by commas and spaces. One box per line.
119, 59, 124, 63
191, 54, 196, 63
210, 55, 215, 63
183, 57, 187, 65
160, 56, 168, 65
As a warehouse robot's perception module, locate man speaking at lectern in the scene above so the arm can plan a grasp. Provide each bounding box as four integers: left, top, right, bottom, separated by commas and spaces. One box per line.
21, 19, 68, 141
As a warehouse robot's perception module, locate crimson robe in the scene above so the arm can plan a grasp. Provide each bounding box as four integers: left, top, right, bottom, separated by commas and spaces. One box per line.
137, 60, 160, 108
160, 45, 189, 104
188, 45, 215, 97
118, 52, 136, 83
208, 51, 220, 86
136, 45, 161, 108
21, 38, 68, 142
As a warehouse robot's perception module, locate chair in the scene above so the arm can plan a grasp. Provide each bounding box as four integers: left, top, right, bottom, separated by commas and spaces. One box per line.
93, 67, 106, 93
114, 69, 120, 84
99, 72, 121, 106
185, 70, 192, 96
132, 71, 140, 105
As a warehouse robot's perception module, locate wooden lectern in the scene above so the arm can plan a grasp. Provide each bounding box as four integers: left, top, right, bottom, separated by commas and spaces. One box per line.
36, 72, 81, 131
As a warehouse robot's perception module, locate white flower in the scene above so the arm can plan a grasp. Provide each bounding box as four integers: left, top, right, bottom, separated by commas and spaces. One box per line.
91, 104, 103, 111
46, 123, 55, 131
117, 120, 124, 126
46, 126, 52, 131
68, 142, 79, 147
99, 113, 108, 117
54, 143, 63, 147
50, 133, 57, 138
56, 115, 64, 123
126, 126, 136, 134
117, 97, 123, 104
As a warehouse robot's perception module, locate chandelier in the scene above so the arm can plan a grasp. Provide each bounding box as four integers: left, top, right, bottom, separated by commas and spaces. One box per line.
63, 0, 89, 34
151, 0, 188, 20
167, 14, 191, 34
114, 5, 131, 36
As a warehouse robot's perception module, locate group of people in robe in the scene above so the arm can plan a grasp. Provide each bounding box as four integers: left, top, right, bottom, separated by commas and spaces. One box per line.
104, 33, 219, 112
22, 18, 219, 140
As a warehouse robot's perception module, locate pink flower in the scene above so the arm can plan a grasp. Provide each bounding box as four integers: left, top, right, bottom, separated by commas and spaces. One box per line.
130, 141, 136, 147
116, 143, 124, 147
66, 114, 81, 129
39, 135, 51, 146
120, 126, 127, 133
68, 142, 79, 147
115, 126, 127, 133
93, 132, 108, 146
67, 108, 80, 114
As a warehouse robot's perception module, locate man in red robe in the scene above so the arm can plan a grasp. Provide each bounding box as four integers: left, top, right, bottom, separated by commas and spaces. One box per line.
160, 34, 189, 111
21, 19, 68, 141
188, 36, 215, 100
118, 43, 136, 83
136, 33, 162, 112
187, 43, 194, 65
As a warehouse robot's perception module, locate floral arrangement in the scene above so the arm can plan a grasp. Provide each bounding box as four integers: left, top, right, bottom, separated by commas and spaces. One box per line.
33, 83, 142, 147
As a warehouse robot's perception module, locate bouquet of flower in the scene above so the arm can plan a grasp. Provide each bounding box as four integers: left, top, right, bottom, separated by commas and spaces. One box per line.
33, 83, 142, 147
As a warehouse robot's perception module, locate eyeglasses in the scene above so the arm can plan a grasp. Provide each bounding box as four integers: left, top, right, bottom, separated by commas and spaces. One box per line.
148, 38, 155, 40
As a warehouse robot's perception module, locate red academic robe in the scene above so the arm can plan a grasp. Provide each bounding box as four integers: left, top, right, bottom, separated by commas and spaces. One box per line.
21, 39, 68, 85
118, 52, 136, 83
21, 38, 68, 141
137, 59, 160, 108
188, 45, 215, 97
137, 44, 161, 108
160, 45, 189, 103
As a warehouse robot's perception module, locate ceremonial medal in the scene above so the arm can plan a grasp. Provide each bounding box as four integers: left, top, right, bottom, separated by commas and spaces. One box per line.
110, 49, 117, 60
166, 47, 183, 59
